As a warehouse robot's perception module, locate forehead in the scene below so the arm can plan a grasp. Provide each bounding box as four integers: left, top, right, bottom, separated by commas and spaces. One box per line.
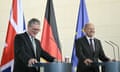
29, 22, 40, 26
85, 24, 94, 28
31, 24, 40, 28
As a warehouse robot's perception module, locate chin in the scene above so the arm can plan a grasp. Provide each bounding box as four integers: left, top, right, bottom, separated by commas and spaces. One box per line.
88, 35, 94, 37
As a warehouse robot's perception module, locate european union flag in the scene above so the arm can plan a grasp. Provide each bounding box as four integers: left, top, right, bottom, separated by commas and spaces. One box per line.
71, 0, 89, 72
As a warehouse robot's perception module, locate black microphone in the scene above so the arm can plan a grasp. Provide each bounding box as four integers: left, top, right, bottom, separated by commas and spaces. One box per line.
109, 41, 120, 60
105, 41, 116, 60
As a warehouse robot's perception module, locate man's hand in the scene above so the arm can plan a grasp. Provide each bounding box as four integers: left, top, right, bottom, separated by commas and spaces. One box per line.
28, 58, 38, 66
84, 58, 93, 65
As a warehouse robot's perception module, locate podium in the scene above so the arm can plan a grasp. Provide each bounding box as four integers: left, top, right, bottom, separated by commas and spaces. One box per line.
32, 62, 72, 72
101, 61, 120, 72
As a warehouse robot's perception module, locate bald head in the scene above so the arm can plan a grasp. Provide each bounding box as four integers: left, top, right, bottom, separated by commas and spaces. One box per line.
83, 23, 95, 37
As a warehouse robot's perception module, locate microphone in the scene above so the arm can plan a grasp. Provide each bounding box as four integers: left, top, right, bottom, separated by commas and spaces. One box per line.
105, 41, 116, 60
109, 41, 120, 60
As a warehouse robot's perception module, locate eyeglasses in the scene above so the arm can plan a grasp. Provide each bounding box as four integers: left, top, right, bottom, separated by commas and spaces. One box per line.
31, 28, 40, 32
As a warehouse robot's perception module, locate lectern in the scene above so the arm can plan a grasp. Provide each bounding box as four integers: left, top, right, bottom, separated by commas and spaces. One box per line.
32, 62, 72, 72
101, 61, 120, 72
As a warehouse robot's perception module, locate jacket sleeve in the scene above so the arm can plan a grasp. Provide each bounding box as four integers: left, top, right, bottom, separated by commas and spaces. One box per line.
41, 49, 55, 62
98, 40, 110, 62
76, 39, 87, 62
38, 42, 54, 62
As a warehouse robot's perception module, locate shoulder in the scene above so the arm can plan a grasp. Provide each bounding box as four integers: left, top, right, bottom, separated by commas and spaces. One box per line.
94, 38, 102, 44
77, 36, 86, 41
94, 38, 100, 42
15, 33, 24, 37
15, 32, 26, 39
75, 36, 86, 44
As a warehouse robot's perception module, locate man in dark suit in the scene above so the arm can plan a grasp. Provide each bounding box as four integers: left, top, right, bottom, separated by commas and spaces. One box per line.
76, 23, 110, 72
13, 18, 55, 72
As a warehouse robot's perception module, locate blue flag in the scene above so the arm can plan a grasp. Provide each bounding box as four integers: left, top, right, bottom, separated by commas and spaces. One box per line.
71, 0, 89, 72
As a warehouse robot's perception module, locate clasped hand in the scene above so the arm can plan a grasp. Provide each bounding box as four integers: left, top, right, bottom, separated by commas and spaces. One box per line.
84, 58, 93, 66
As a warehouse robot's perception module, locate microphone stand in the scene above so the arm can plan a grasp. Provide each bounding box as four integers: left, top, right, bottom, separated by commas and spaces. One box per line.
109, 41, 120, 61
105, 41, 116, 61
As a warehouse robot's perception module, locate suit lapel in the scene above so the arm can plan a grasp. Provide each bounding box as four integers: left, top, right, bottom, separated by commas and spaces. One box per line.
83, 36, 95, 56
23, 32, 36, 57
94, 39, 98, 53
83, 36, 90, 48
83, 37, 93, 54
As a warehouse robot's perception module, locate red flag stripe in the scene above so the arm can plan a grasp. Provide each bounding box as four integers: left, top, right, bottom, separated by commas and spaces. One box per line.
12, 0, 17, 24
0, 22, 16, 66
41, 18, 62, 60
0, 0, 17, 66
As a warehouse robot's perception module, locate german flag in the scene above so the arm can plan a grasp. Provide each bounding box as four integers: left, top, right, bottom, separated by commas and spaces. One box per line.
41, 0, 62, 61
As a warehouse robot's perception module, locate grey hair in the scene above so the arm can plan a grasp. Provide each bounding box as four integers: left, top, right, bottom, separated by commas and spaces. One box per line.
28, 18, 40, 27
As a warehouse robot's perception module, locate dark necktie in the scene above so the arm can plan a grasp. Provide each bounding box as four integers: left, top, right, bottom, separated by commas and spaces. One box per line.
89, 39, 94, 51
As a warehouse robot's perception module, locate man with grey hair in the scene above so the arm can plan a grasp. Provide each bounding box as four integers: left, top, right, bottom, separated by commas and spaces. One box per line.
13, 18, 55, 72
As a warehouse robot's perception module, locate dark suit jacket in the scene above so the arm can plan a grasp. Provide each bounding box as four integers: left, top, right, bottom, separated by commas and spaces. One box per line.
13, 32, 54, 72
76, 36, 109, 72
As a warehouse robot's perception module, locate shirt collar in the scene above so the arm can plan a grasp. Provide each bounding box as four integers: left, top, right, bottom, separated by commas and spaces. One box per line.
86, 36, 94, 40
